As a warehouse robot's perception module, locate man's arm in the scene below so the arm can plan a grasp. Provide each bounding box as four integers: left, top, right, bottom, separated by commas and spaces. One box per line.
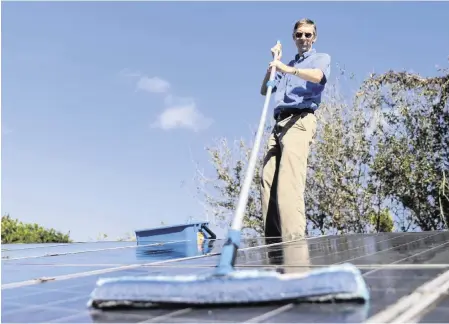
292, 68, 325, 84
292, 54, 331, 85
270, 54, 331, 85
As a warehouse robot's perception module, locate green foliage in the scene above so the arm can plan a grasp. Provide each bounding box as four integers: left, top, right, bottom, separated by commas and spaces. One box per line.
116, 232, 136, 241
97, 233, 108, 241
358, 69, 449, 231
1, 214, 72, 244
369, 209, 394, 232
304, 70, 379, 234
194, 132, 271, 236
90, 232, 136, 242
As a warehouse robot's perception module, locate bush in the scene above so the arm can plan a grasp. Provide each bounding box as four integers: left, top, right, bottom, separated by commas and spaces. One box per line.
1, 214, 72, 244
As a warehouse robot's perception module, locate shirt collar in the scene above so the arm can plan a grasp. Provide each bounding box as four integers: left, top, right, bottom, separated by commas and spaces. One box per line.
295, 48, 316, 61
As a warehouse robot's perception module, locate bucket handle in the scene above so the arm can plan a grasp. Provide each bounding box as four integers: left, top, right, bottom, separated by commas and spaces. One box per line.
200, 224, 216, 240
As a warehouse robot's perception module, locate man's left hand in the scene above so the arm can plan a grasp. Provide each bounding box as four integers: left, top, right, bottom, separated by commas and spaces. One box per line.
269, 60, 295, 74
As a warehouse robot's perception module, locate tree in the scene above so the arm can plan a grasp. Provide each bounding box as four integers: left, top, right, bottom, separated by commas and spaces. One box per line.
193, 129, 271, 237
304, 68, 387, 235
358, 67, 449, 231
1, 214, 72, 244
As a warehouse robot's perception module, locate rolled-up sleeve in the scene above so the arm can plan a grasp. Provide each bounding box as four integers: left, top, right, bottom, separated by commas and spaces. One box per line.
313, 54, 331, 85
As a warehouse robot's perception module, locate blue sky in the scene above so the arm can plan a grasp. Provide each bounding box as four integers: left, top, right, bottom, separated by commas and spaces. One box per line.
2, 1, 449, 241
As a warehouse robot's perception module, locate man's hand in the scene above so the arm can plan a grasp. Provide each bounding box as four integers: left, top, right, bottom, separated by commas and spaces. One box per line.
271, 42, 282, 60
269, 60, 295, 74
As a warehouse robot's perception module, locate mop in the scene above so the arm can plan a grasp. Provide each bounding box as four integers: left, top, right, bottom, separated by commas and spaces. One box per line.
87, 42, 370, 309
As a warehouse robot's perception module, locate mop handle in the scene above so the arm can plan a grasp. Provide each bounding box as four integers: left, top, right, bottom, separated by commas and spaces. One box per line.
230, 41, 281, 231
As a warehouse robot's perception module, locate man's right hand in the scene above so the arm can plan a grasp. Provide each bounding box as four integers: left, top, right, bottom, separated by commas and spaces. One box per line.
261, 41, 282, 95
271, 42, 282, 60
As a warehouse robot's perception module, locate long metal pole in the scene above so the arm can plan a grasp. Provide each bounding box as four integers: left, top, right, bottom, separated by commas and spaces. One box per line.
231, 41, 280, 231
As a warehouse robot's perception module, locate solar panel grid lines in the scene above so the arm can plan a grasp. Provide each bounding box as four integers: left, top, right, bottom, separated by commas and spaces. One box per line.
139, 308, 194, 323
97, 233, 440, 322
394, 274, 449, 323
3, 305, 82, 323
2, 231, 449, 323
171, 231, 445, 269
0, 234, 330, 317
240, 233, 449, 323
47, 312, 95, 324
122, 263, 447, 324
1, 235, 319, 290
2, 269, 204, 323
244, 304, 294, 323
171, 232, 410, 267
11, 262, 131, 267
418, 295, 449, 323
1, 240, 188, 261
1, 279, 95, 302
0, 272, 437, 324
85, 311, 162, 324
1, 241, 122, 251
233, 264, 449, 270
9, 262, 449, 271
1, 243, 72, 251
3, 296, 88, 319
1, 241, 133, 259
363, 268, 449, 324
246, 233, 412, 267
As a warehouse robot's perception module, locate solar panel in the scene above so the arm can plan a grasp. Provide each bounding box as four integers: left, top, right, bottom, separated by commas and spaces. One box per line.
2, 231, 449, 323
1, 243, 71, 251
1, 241, 133, 260
418, 295, 449, 323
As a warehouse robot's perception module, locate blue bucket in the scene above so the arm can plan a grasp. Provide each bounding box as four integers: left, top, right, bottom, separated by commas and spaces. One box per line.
134, 221, 216, 259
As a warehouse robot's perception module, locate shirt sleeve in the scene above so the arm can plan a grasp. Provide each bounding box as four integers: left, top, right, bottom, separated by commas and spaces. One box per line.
271, 71, 283, 93
313, 54, 331, 85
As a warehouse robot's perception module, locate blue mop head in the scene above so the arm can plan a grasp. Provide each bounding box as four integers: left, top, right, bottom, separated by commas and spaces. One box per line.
87, 263, 369, 309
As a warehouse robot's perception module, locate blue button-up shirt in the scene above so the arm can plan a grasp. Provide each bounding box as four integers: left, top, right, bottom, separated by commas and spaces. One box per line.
272, 48, 331, 117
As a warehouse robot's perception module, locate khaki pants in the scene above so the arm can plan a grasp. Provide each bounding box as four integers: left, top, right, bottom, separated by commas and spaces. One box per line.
261, 111, 317, 241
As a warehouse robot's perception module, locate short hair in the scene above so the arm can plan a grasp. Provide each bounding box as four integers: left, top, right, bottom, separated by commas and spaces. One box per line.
293, 18, 317, 37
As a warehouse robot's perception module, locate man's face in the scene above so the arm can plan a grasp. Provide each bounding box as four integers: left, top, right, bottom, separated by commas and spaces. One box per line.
293, 24, 316, 53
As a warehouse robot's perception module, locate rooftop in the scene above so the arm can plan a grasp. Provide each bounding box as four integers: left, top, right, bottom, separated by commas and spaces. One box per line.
2, 231, 449, 323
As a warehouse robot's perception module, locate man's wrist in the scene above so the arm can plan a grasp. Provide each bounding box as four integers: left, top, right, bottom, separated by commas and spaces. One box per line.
288, 67, 299, 75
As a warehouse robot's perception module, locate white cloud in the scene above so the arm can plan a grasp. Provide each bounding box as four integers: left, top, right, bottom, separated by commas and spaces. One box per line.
136, 76, 170, 94
120, 69, 213, 132
151, 102, 213, 132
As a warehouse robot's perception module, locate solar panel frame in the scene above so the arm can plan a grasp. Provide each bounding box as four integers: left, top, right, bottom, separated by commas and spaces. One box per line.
418, 295, 449, 323
1, 241, 136, 260
2, 231, 449, 323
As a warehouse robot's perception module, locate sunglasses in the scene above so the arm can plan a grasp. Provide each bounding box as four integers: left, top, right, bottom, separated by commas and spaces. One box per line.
294, 32, 313, 39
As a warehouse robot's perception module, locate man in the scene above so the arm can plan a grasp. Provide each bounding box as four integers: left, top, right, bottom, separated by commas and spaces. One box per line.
260, 18, 331, 241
